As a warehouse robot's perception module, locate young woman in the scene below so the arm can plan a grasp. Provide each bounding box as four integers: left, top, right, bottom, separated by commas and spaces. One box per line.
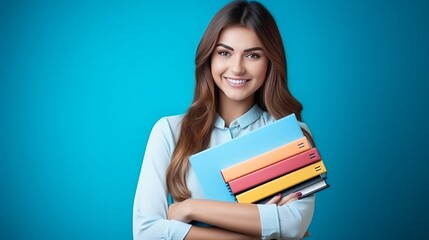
133, 1, 316, 239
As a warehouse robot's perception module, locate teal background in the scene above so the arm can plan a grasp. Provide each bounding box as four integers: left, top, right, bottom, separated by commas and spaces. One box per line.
1, 0, 428, 239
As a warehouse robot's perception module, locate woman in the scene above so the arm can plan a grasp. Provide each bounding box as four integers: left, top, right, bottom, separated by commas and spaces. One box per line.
133, 1, 315, 239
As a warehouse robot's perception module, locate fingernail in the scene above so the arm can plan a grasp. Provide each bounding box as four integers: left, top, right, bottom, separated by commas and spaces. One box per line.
296, 192, 302, 197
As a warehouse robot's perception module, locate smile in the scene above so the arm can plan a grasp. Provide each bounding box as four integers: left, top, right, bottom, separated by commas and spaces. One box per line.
225, 77, 250, 86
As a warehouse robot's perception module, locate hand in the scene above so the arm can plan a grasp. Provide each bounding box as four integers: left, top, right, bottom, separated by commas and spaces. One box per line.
303, 230, 311, 238
168, 199, 192, 223
265, 192, 302, 206
266, 192, 311, 239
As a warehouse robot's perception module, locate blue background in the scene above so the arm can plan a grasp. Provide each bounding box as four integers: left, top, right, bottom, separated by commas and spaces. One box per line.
1, 0, 428, 239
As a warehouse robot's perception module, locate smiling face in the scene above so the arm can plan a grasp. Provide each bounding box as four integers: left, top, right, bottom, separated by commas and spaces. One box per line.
211, 25, 269, 110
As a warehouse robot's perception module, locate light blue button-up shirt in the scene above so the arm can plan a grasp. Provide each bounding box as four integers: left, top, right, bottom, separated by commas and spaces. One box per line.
133, 105, 315, 239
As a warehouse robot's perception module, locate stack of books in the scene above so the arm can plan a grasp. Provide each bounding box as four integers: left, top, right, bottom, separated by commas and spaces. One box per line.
221, 137, 329, 204
189, 113, 329, 204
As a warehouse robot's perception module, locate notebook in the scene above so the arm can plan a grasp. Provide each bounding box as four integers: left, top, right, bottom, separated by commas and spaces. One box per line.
189, 113, 303, 202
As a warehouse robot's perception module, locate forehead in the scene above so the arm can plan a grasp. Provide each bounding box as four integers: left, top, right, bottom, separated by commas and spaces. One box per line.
217, 26, 263, 50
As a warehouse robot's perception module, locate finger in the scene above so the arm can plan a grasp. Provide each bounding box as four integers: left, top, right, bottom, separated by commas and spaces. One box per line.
278, 196, 297, 206
265, 193, 281, 204
278, 192, 302, 206
303, 231, 311, 238
282, 192, 302, 203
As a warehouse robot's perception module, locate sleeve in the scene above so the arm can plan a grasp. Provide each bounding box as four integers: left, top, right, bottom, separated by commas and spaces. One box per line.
257, 196, 315, 240
256, 121, 316, 240
133, 118, 192, 240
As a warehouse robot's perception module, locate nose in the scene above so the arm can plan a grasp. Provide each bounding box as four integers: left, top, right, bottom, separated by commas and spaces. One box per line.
231, 56, 246, 75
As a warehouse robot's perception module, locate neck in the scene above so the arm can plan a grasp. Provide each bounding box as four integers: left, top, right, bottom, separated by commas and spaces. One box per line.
217, 95, 254, 128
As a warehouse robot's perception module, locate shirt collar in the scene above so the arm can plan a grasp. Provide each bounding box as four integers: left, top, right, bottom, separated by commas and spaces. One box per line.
214, 104, 264, 129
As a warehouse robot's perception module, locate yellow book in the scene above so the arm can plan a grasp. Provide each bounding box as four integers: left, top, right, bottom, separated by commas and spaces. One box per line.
236, 160, 327, 203
221, 137, 310, 182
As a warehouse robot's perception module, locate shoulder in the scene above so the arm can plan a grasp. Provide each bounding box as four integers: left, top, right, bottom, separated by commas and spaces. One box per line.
298, 120, 315, 147
259, 111, 277, 124
150, 114, 185, 140
155, 114, 185, 128
298, 121, 311, 134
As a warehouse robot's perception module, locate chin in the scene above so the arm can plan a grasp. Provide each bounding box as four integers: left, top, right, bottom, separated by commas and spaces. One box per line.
225, 94, 251, 103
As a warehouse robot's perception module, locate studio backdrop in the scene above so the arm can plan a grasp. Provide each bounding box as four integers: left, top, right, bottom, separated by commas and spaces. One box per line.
1, 0, 428, 239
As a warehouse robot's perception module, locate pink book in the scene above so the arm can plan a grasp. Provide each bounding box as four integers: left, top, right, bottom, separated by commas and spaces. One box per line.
228, 148, 321, 194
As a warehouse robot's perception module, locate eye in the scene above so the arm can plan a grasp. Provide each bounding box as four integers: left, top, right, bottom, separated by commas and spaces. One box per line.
218, 51, 231, 57
246, 53, 260, 59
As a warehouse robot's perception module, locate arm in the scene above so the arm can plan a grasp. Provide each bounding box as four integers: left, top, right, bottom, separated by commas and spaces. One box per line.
259, 195, 315, 239
185, 226, 259, 240
133, 117, 260, 240
133, 117, 192, 239
171, 200, 261, 237
169, 192, 306, 239
257, 121, 316, 239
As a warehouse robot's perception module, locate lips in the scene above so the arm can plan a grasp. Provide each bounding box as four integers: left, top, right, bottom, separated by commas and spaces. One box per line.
225, 77, 250, 86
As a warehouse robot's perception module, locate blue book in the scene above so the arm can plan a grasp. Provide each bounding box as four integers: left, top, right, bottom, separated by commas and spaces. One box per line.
189, 113, 304, 202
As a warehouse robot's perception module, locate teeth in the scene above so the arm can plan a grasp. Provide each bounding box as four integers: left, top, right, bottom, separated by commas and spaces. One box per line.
226, 78, 248, 85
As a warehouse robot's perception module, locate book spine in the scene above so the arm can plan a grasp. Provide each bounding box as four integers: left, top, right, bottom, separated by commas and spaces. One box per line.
298, 179, 330, 199
235, 160, 327, 203
221, 137, 310, 183
229, 148, 321, 194
256, 176, 326, 204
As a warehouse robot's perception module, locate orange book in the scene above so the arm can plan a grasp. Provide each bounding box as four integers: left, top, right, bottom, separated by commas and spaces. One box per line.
221, 137, 310, 182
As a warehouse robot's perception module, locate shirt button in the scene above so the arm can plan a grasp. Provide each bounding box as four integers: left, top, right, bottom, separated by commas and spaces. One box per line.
232, 121, 238, 127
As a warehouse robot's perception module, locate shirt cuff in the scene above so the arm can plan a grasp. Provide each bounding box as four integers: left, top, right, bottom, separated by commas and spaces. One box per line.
257, 204, 280, 240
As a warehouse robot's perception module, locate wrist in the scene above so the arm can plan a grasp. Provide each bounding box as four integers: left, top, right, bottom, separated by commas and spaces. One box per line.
184, 199, 195, 222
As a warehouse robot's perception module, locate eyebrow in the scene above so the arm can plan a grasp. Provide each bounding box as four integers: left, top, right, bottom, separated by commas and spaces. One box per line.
215, 43, 264, 52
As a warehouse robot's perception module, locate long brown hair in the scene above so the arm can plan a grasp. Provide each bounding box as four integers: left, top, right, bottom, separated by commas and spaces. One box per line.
166, 0, 313, 202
